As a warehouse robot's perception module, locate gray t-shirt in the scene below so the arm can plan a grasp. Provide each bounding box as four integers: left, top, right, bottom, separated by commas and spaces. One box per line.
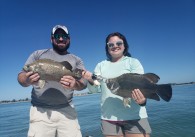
23, 49, 86, 109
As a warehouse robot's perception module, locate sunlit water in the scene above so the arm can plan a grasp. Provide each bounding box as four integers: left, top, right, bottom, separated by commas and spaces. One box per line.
0, 85, 195, 137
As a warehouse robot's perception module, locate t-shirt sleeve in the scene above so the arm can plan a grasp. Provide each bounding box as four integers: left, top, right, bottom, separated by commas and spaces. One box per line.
129, 58, 144, 74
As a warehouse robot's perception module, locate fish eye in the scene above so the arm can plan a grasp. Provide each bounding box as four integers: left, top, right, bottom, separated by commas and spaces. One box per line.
30, 66, 34, 70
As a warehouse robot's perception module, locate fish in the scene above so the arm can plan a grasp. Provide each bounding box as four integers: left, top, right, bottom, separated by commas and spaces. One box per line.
23, 59, 83, 88
106, 73, 172, 103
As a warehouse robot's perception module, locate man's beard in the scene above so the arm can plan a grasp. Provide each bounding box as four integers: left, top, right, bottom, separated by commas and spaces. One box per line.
52, 43, 70, 54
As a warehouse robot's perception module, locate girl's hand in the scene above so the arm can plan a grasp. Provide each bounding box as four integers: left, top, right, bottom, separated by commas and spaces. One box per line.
132, 89, 146, 105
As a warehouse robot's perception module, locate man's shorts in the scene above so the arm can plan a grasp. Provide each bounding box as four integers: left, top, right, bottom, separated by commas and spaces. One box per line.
101, 118, 151, 136
28, 106, 82, 137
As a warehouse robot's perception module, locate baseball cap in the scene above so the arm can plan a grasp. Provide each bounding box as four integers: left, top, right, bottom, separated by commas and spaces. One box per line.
51, 25, 69, 36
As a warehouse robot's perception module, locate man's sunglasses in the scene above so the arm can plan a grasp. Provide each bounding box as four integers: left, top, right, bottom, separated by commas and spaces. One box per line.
53, 34, 68, 40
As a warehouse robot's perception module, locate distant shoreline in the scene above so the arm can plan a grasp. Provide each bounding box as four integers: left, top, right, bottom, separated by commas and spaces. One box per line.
0, 92, 99, 104
170, 82, 195, 85
0, 100, 30, 105
1, 83, 194, 104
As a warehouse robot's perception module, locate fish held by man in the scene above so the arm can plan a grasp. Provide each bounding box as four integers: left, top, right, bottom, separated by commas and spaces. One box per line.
106, 73, 172, 102
23, 59, 83, 88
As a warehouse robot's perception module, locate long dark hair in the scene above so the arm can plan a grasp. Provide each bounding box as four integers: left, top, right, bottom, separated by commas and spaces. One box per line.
105, 32, 131, 60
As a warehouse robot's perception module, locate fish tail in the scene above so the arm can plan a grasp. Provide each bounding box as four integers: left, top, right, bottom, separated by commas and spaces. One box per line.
157, 84, 172, 102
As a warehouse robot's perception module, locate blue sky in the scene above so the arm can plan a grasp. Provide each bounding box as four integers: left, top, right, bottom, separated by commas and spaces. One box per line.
0, 0, 194, 100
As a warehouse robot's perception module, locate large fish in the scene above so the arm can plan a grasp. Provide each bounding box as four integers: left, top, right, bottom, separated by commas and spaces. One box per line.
23, 59, 83, 88
106, 73, 172, 102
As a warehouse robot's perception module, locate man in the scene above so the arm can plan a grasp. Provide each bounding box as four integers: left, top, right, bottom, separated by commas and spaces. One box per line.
18, 25, 87, 137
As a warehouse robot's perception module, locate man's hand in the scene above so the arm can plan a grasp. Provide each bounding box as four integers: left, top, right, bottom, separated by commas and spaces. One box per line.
18, 71, 40, 87
26, 72, 40, 85
60, 75, 76, 89
82, 70, 93, 80
82, 70, 96, 85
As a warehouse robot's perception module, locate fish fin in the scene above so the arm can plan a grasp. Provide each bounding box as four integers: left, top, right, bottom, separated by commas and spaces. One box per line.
143, 73, 160, 83
60, 61, 73, 71
146, 93, 160, 101
123, 98, 131, 107
73, 68, 83, 79
157, 84, 172, 102
33, 80, 45, 89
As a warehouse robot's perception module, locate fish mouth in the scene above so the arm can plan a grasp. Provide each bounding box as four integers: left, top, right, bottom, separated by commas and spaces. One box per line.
23, 65, 28, 72
73, 68, 83, 79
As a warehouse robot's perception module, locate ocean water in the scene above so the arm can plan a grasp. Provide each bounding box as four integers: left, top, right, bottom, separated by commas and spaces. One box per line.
0, 84, 195, 137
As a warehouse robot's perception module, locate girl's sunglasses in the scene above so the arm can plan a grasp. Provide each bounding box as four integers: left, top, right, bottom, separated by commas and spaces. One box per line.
107, 41, 124, 48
